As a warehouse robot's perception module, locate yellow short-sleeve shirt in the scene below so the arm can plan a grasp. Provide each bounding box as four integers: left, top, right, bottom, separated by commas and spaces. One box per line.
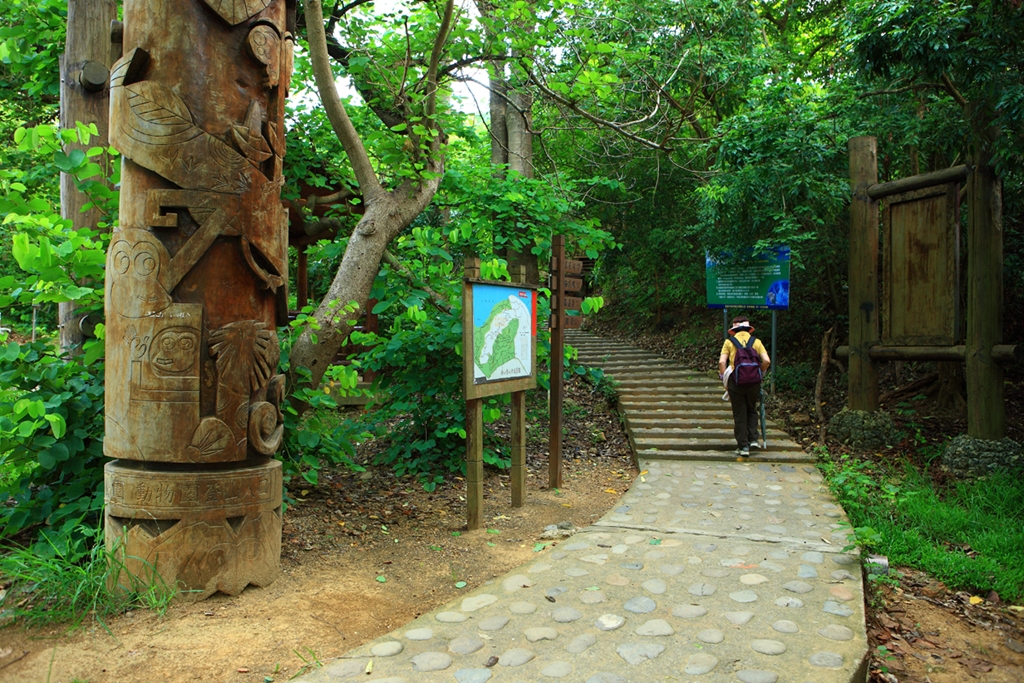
720, 331, 768, 367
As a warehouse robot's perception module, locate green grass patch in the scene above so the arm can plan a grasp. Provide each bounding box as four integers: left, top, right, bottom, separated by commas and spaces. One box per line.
820, 452, 1024, 602
1, 530, 176, 630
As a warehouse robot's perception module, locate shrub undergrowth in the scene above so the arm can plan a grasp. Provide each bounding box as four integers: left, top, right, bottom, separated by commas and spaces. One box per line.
819, 450, 1024, 602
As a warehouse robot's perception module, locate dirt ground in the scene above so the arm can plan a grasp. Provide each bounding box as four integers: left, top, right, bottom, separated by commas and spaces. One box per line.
864, 568, 1024, 683
2, 344, 1023, 683
0, 379, 637, 683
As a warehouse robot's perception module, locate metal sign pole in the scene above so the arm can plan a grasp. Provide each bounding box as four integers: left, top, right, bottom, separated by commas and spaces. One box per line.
723, 307, 728, 339
771, 310, 777, 395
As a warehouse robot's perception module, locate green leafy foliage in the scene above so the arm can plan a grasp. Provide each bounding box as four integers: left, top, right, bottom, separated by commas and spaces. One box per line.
820, 451, 1024, 601
279, 308, 369, 487
0, 339, 106, 558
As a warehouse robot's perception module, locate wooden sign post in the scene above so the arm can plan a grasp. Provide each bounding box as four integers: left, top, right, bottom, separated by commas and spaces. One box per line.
548, 235, 586, 489
463, 259, 538, 528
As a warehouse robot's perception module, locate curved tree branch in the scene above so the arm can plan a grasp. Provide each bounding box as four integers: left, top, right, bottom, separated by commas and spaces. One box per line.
425, 0, 456, 119
306, 0, 385, 203
527, 66, 674, 152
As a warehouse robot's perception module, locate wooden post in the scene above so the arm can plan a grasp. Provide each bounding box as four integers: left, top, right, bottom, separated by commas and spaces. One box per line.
464, 257, 484, 529
466, 397, 484, 530
848, 136, 880, 411
511, 389, 526, 507
965, 105, 1005, 439
58, 0, 117, 354
549, 236, 565, 490
104, 0, 295, 598
510, 265, 527, 507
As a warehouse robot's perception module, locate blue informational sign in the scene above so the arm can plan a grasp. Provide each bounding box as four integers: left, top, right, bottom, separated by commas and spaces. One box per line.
705, 246, 790, 310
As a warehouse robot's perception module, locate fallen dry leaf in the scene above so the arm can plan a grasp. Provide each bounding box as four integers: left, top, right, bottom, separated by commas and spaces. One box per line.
969, 595, 984, 605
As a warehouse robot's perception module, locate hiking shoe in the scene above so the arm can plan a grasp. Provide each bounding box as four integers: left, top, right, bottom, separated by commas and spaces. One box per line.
750, 441, 763, 450
738, 446, 750, 457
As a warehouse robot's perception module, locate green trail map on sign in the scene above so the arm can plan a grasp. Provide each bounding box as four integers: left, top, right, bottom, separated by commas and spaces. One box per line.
472, 284, 534, 384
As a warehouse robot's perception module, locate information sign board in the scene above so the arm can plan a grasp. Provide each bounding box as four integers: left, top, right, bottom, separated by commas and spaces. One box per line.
463, 281, 538, 399
563, 259, 583, 274
563, 276, 583, 292
706, 246, 790, 310
562, 295, 583, 311
562, 314, 584, 329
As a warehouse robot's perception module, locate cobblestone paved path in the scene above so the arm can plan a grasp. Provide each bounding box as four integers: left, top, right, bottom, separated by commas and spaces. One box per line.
295, 333, 868, 683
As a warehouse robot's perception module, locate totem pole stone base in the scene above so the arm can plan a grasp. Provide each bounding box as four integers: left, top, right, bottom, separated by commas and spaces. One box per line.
104, 0, 294, 597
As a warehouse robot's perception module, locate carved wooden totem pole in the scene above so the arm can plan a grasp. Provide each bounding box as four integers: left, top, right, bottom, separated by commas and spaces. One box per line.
104, 0, 295, 597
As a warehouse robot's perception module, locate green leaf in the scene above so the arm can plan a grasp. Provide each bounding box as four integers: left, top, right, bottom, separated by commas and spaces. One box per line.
454, 581, 467, 589
3, 342, 21, 361
45, 413, 67, 439
375, 575, 386, 583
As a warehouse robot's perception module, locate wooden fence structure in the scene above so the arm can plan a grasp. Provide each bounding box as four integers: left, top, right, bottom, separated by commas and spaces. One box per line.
841, 136, 1021, 440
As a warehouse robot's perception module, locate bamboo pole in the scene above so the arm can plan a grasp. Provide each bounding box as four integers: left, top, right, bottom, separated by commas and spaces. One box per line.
835, 344, 1021, 363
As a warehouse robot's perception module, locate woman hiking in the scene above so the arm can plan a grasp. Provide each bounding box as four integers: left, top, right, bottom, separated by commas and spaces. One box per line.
718, 316, 771, 456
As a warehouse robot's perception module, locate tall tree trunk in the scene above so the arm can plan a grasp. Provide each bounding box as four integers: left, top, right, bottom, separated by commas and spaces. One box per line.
286, 0, 451, 395
59, 0, 117, 354
488, 64, 508, 169
503, 51, 539, 283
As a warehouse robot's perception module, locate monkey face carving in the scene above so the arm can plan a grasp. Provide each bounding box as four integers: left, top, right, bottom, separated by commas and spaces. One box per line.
151, 327, 199, 376
109, 229, 172, 318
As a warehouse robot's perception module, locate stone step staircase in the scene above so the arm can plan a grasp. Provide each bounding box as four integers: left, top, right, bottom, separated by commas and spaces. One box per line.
567, 330, 813, 463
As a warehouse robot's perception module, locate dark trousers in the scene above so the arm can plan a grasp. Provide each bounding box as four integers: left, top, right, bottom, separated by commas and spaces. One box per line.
728, 379, 761, 447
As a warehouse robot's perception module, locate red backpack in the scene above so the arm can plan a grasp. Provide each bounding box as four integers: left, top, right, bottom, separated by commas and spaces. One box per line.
729, 335, 762, 386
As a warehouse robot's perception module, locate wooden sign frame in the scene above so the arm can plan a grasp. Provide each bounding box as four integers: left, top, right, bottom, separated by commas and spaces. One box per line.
881, 183, 961, 345
462, 260, 536, 529
462, 277, 539, 401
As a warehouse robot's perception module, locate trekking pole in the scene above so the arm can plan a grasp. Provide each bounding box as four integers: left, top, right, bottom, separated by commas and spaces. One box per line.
759, 383, 768, 449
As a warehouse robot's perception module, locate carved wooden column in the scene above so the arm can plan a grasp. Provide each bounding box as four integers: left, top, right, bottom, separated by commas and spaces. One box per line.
104, 0, 295, 597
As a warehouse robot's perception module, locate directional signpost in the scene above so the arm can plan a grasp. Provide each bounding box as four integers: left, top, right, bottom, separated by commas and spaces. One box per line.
548, 236, 587, 489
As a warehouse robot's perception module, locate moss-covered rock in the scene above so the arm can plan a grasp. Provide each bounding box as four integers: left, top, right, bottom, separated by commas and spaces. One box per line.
828, 409, 898, 452
941, 435, 1024, 477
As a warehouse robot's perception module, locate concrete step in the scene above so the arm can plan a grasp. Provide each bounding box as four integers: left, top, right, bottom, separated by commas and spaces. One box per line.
618, 386, 724, 396
619, 399, 731, 410
601, 369, 706, 379
634, 437, 805, 452
602, 370, 708, 382
626, 417, 781, 430
629, 426, 793, 440
570, 343, 638, 351
614, 403, 737, 413
635, 448, 814, 463
578, 353, 665, 363
614, 377, 720, 387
